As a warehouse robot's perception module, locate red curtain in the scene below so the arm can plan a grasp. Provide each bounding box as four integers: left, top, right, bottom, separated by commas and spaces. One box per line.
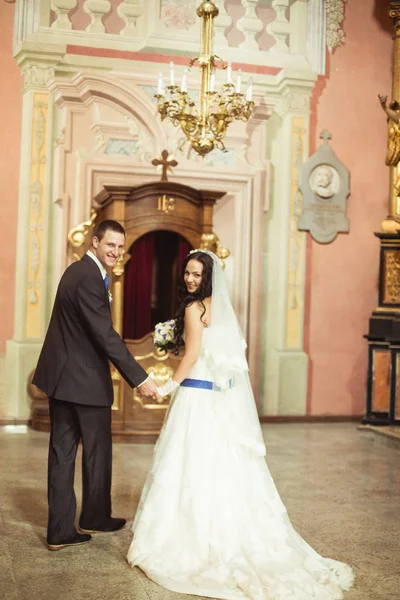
178, 237, 192, 273
123, 233, 155, 340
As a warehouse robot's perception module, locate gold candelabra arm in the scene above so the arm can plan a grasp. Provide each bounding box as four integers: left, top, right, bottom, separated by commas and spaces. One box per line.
188, 56, 201, 69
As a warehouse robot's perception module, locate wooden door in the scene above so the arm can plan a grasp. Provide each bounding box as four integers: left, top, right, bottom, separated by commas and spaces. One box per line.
95, 181, 225, 442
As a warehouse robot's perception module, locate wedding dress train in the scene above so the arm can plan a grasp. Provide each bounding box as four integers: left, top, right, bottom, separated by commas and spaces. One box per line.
127, 330, 354, 600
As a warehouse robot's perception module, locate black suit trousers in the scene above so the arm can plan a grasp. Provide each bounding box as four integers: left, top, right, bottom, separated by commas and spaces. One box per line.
47, 398, 112, 543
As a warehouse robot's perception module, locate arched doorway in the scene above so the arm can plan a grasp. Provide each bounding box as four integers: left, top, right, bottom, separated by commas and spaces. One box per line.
60, 180, 225, 442
123, 231, 192, 341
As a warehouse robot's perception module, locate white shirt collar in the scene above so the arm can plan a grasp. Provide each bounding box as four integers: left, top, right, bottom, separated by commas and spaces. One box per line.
86, 250, 107, 280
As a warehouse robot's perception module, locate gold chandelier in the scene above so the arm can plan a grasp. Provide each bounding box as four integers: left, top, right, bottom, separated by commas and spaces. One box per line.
154, 0, 254, 157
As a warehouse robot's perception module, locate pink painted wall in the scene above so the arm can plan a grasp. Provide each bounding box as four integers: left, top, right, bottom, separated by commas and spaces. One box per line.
0, 3, 22, 353
306, 0, 393, 415
0, 0, 392, 419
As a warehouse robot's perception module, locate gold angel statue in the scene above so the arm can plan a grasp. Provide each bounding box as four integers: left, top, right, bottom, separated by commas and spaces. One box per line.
379, 94, 400, 166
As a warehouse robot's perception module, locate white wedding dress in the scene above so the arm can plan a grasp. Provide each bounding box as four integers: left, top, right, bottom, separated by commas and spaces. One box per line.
127, 252, 354, 600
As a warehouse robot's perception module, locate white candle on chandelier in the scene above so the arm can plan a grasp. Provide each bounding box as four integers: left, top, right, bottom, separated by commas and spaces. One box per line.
210, 70, 215, 92
181, 68, 188, 93
157, 72, 165, 95
169, 61, 175, 86
226, 61, 232, 84
235, 69, 242, 93
246, 78, 253, 102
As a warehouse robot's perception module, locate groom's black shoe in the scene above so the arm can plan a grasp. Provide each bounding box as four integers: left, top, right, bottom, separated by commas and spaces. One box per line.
78, 517, 126, 534
47, 532, 92, 551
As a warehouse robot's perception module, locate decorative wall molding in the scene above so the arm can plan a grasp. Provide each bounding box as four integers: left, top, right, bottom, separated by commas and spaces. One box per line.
13, 0, 327, 73
306, 0, 326, 75
51, 0, 76, 30
160, 0, 196, 31
26, 96, 48, 327
260, 74, 314, 416
83, 0, 111, 34
287, 117, 306, 329
236, 0, 264, 53
117, 0, 146, 37
267, 0, 291, 55
213, 0, 230, 49
22, 65, 55, 92
278, 90, 311, 116
273, 75, 315, 118
325, 0, 348, 53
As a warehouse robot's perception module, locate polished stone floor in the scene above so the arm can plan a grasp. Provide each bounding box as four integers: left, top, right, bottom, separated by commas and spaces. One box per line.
0, 423, 399, 600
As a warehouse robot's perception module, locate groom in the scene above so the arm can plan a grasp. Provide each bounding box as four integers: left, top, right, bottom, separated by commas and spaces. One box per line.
33, 219, 159, 551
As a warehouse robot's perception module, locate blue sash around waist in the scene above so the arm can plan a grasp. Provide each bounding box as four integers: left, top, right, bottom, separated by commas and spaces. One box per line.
180, 378, 234, 392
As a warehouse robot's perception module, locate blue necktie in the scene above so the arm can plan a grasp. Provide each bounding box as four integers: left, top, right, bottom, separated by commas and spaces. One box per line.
104, 274, 109, 290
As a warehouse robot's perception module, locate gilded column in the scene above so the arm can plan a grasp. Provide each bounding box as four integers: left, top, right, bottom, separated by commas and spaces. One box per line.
390, 2, 400, 101
110, 257, 126, 412
261, 76, 315, 416
6, 62, 55, 418
26, 94, 48, 337
382, 2, 400, 231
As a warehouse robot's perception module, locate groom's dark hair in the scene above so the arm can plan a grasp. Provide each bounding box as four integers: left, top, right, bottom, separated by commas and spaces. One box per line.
93, 219, 125, 241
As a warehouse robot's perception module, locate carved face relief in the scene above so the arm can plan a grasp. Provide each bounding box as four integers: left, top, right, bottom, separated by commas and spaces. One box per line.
161, 0, 197, 30
309, 164, 340, 199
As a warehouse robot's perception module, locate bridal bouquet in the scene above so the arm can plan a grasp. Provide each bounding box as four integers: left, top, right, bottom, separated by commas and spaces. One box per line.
154, 319, 178, 354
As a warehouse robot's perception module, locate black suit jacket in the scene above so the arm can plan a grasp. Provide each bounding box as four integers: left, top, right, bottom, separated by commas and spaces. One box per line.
32, 254, 147, 406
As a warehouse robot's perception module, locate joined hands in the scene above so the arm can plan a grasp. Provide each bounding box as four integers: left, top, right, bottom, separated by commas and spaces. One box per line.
138, 377, 179, 400
138, 377, 161, 401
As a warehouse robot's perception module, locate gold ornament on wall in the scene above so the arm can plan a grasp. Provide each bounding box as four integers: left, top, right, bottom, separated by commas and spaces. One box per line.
377, 3, 400, 231
378, 93, 400, 229
112, 252, 126, 278
111, 252, 128, 337
200, 232, 230, 269
389, 3, 400, 37
386, 250, 400, 303
133, 350, 175, 410
152, 150, 178, 182
67, 208, 97, 249
158, 195, 175, 214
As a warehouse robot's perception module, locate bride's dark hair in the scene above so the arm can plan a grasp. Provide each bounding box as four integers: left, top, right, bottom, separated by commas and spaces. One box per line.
174, 251, 213, 347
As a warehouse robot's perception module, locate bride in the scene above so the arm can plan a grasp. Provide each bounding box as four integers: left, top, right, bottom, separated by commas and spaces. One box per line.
127, 250, 354, 600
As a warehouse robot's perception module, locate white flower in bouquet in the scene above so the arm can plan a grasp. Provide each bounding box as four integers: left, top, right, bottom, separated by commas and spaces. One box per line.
154, 319, 177, 352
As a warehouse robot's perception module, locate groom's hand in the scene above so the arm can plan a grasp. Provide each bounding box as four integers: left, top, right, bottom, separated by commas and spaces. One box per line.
138, 376, 160, 400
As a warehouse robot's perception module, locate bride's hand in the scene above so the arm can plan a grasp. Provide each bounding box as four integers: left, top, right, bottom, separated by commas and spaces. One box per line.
138, 377, 160, 400
158, 378, 179, 397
